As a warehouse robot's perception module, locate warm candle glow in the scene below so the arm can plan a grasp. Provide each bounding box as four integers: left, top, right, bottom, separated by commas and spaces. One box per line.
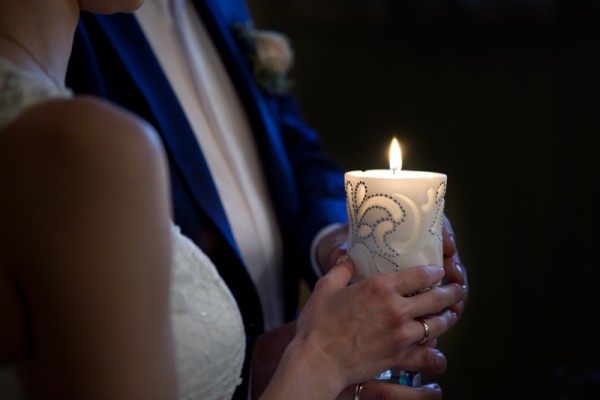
389, 137, 402, 172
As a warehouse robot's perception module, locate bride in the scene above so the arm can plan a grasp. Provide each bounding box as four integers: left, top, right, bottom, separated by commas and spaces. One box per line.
0, 0, 465, 399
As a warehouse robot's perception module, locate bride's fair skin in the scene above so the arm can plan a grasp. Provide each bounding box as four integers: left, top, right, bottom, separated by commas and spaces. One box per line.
0, 1, 467, 399
0, 1, 176, 399
259, 262, 461, 400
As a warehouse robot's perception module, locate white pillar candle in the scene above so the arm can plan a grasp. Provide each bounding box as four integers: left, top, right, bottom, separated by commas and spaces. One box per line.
345, 139, 447, 282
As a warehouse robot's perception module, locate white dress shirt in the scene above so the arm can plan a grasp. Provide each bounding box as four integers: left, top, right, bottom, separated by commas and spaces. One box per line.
135, 0, 285, 331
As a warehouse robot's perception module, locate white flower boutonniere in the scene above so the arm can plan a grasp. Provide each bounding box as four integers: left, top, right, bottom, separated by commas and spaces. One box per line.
232, 22, 294, 95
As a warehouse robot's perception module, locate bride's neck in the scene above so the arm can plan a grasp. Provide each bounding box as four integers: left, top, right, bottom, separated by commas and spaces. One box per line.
0, 0, 79, 88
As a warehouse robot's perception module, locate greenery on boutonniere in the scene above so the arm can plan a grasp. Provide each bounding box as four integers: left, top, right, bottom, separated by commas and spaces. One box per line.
231, 21, 294, 95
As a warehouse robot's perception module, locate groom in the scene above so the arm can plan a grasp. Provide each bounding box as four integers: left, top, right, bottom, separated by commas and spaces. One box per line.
66, 0, 467, 398
68, 0, 346, 325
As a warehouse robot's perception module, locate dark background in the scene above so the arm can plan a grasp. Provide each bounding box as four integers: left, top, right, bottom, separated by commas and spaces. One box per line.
248, 1, 600, 399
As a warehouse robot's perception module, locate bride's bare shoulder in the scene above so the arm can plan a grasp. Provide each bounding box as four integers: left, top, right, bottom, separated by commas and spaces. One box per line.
0, 94, 170, 244
1, 95, 163, 159
0, 97, 175, 395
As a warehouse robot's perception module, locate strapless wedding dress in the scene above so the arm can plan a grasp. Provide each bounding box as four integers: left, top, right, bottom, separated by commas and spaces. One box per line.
0, 58, 245, 400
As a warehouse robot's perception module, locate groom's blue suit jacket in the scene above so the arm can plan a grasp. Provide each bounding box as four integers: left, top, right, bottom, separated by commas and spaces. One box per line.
66, 1, 346, 395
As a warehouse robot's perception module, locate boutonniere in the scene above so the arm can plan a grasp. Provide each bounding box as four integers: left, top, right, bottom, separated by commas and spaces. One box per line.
232, 21, 294, 95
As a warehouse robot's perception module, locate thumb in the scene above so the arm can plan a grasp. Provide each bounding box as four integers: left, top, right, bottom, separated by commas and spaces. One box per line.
320, 255, 355, 289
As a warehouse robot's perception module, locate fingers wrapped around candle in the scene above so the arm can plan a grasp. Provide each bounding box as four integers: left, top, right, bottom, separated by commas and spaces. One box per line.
289, 259, 464, 392
389, 309, 458, 374
442, 215, 468, 316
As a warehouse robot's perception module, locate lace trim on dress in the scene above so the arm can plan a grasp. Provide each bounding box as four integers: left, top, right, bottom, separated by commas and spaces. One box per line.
0, 57, 72, 131
170, 224, 245, 400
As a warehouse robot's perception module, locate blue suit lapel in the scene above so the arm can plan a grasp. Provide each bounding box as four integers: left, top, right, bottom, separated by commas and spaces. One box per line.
92, 13, 240, 256
191, 0, 300, 234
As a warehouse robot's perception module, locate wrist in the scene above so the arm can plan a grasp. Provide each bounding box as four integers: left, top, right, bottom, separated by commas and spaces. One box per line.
260, 336, 345, 400
250, 322, 296, 399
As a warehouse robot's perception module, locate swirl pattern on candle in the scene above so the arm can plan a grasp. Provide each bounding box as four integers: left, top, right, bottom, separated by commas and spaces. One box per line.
345, 180, 446, 280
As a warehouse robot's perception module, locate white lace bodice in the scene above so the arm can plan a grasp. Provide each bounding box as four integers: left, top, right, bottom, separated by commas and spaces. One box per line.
170, 225, 245, 400
0, 58, 72, 131
0, 58, 246, 399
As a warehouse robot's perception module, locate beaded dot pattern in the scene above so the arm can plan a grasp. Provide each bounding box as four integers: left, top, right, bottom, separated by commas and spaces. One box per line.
345, 179, 446, 279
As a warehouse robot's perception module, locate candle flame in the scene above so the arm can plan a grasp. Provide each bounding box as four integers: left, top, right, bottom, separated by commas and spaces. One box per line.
389, 137, 402, 172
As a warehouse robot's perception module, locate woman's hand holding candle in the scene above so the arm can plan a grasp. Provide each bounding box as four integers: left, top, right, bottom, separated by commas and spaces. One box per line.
264, 257, 464, 400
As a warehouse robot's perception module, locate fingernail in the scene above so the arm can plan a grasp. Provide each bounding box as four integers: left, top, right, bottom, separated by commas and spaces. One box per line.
454, 260, 463, 275
450, 311, 458, 323
434, 350, 446, 372
335, 254, 350, 265
449, 233, 456, 248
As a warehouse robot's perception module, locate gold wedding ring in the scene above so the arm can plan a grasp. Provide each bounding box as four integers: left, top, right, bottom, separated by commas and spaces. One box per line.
417, 319, 430, 344
354, 382, 365, 400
